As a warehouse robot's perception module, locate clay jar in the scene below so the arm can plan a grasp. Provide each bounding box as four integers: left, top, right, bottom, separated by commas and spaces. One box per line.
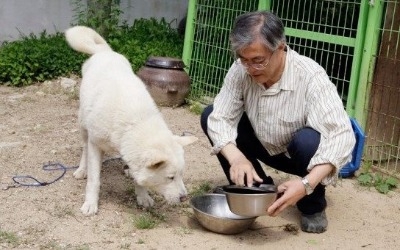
137, 56, 191, 107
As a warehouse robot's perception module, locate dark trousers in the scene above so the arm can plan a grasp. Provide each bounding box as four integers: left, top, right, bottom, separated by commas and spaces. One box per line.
200, 105, 326, 214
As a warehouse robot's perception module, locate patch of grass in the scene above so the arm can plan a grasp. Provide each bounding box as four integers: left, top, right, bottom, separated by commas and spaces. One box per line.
357, 161, 398, 194
0, 230, 19, 247
132, 213, 158, 229
189, 181, 213, 197
187, 100, 205, 115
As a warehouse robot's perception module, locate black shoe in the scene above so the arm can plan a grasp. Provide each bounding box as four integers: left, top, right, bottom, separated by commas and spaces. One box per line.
300, 210, 328, 233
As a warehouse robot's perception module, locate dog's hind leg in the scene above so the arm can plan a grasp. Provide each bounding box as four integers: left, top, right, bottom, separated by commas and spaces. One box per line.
80, 138, 103, 216
73, 127, 89, 179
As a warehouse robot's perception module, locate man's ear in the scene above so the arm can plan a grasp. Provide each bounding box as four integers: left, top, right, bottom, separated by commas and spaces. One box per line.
173, 135, 198, 147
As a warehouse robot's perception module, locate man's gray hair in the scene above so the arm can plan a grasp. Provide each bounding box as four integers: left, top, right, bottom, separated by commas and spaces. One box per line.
230, 11, 286, 56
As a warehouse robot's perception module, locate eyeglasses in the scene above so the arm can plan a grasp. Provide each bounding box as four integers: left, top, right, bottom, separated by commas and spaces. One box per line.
238, 50, 276, 70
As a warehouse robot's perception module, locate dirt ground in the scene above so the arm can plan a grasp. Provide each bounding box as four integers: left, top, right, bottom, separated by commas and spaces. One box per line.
0, 79, 399, 250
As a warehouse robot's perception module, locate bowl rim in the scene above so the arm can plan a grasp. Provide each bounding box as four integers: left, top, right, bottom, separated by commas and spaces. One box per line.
222, 184, 277, 194
190, 193, 257, 220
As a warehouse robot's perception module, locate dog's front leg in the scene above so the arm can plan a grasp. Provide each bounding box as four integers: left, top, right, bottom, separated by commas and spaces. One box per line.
134, 184, 154, 207
80, 140, 103, 216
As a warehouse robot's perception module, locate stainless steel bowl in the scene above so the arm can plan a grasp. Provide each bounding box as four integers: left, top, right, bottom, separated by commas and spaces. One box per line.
223, 184, 278, 217
190, 193, 257, 234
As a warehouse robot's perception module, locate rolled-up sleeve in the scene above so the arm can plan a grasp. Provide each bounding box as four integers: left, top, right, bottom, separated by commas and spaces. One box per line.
306, 72, 356, 185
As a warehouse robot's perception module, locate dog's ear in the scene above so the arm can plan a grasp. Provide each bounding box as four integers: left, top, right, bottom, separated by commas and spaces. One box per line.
148, 160, 165, 169
173, 135, 198, 146
144, 151, 167, 170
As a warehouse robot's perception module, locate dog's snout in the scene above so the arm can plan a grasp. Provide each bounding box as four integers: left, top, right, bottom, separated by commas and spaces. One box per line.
179, 194, 188, 202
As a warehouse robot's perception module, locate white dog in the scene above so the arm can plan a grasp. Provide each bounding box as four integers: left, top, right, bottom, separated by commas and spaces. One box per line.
65, 26, 197, 216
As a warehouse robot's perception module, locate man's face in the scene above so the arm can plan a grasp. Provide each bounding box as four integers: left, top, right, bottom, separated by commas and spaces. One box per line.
237, 40, 279, 85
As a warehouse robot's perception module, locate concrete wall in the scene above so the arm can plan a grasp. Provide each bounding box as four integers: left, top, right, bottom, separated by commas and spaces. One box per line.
0, 0, 188, 42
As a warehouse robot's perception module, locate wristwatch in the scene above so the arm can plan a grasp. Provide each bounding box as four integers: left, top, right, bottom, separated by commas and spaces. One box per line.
301, 177, 314, 195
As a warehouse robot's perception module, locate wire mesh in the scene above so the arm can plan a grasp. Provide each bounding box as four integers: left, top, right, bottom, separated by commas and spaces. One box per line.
364, 0, 400, 177
286, 37, 354, 103
273, 0, 360, 37
188, 0, 259, 100
187, 0, 361, 108
272, 0, 361, 107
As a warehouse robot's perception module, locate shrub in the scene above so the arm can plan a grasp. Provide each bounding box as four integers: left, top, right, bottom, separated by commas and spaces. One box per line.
0, 31, 86, 86
109, 18, 184, 71
0, 18, 184, 86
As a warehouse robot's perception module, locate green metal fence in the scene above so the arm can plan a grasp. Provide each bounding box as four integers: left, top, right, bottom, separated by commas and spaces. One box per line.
182, 0, 400, 177
183, 0, 367, 116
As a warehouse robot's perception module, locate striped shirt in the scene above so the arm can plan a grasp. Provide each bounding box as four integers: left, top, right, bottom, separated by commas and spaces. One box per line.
207, 46, 356, 185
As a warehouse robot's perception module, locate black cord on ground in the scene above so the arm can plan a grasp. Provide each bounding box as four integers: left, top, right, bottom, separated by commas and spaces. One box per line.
12, 163, 78, 187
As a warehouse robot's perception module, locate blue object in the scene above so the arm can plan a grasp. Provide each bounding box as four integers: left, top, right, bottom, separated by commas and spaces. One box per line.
339, 118, 366, 178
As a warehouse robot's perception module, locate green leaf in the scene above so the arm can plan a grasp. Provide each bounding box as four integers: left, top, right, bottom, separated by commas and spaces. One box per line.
375, 183, 390, 194
357, 173, 373, 186
385, 177, 398, 188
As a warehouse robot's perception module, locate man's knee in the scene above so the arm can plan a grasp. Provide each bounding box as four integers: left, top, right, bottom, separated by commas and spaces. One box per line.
288, 127, 321, 163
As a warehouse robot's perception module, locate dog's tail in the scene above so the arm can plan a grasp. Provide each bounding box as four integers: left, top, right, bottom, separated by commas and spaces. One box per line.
65, 26, 112, 55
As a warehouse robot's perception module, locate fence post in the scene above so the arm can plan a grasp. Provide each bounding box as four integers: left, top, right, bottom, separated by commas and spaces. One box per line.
345, 0, 370, 120
354, 0, 384, 128
182, 0, 196, 72
258, 0, 271, 10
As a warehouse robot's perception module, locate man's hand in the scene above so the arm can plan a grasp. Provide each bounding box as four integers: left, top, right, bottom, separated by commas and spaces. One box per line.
229, 157, 263, 186
221, 143, 263, 186
267, 179, 306, 216
267, 163, 335, 216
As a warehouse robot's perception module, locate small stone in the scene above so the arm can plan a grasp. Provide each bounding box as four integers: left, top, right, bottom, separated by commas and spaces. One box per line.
60, 77, 77, 91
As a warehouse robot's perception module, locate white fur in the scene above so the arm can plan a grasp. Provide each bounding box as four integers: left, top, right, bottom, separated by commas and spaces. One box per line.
65, 26, 197, 216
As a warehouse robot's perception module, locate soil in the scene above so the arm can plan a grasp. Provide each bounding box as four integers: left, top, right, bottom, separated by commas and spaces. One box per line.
0, 79, 399, 250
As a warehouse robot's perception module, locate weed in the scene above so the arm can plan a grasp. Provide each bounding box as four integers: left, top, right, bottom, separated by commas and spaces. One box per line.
357, 162, 398, 194
72, 0, 121, 39
133, 213, 158, 229
0, 230, 19, 247
187, 100, 205, 115
190, 181, 212, 197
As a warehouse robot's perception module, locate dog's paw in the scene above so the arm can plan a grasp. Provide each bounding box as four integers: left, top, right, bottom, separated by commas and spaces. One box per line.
73, 169, 87, 179
136, 194, 154, 207
80, 202, 98, 216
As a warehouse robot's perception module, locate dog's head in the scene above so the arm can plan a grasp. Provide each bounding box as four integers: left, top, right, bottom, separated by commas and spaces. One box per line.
123, 135, 198, 203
